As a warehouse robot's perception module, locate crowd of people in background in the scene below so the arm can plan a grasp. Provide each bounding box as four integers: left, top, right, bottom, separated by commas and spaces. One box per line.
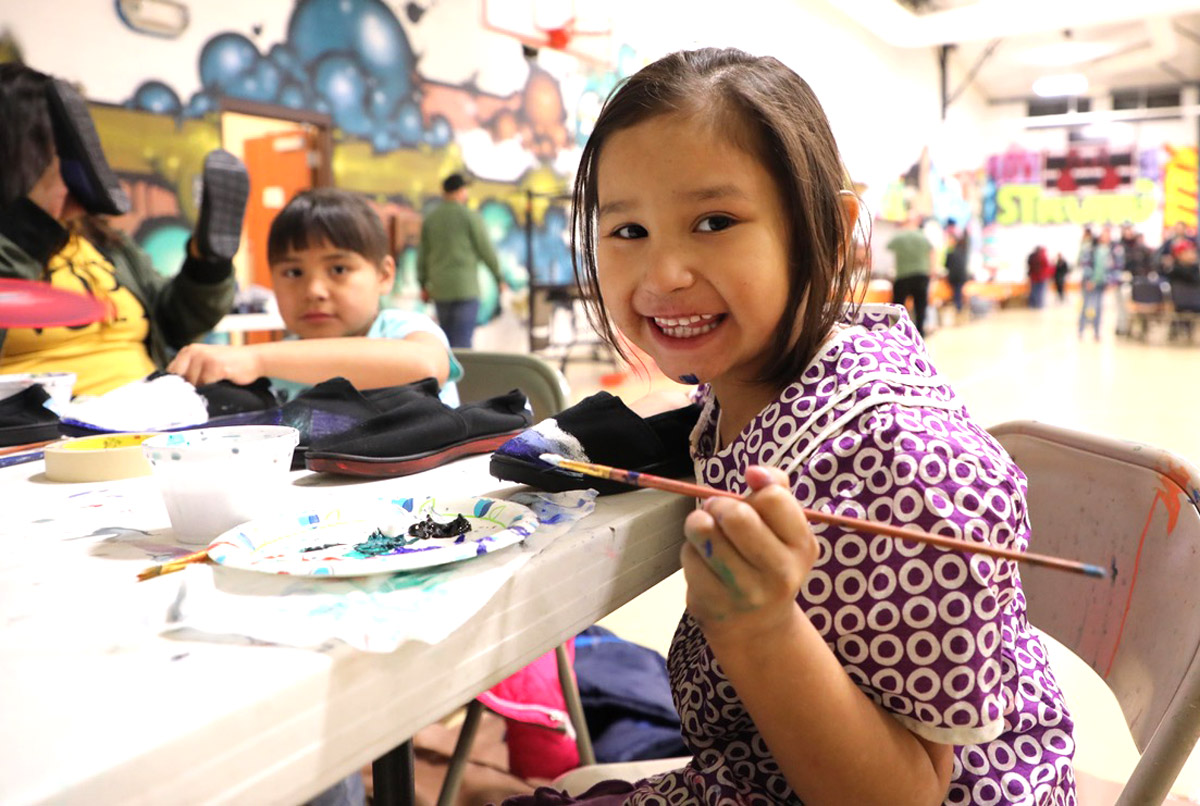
881, 211, 1200, 344
1027, 220, 1200, 340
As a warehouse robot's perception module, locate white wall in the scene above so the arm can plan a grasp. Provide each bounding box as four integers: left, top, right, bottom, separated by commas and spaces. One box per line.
602, 0, 988, 206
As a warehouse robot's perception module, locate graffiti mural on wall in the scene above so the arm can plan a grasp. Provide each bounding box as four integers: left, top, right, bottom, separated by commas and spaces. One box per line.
9, 0, 626, 311
1163, 144, 1198, 233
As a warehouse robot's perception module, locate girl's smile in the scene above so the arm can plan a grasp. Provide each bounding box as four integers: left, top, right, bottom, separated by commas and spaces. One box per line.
595, 111, 792, 419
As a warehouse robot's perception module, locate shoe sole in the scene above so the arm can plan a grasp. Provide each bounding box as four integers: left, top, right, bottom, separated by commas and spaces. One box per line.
305, 429, 526, 477
196, 150, 250, 261
45, 79, 130, 215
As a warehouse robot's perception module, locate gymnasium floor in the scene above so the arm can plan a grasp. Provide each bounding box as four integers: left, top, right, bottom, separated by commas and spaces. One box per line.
493, 290, 1200, 802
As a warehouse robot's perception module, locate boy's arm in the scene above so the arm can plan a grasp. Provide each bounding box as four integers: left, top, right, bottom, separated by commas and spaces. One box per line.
167, 332, 450, 390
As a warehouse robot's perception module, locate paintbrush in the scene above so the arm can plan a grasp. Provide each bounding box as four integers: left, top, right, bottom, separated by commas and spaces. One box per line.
541, 454, 1108, 579
0, 438, 57, 458
0, 447, 48, 470
136, 548, 210, 581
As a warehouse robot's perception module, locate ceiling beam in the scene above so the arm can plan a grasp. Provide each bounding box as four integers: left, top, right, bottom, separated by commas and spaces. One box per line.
831, 0, 1200, 47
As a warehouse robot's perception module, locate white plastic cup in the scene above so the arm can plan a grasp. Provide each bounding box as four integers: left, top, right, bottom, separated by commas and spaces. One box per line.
142, 425, 300, 546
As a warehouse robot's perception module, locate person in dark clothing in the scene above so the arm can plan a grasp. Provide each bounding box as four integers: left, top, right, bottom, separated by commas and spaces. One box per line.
943, 219, 970, 314
1122, 232, 1153, 278
1053, 252, 1069, 302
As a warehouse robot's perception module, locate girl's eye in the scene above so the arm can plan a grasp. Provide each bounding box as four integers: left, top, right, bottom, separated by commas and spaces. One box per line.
330, 264, 350, 275
696, 215, 736, 233
611, 224, 647, 240
280, 267, 301, 279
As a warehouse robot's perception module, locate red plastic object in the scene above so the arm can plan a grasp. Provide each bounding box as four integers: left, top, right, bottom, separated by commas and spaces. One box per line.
0, 278, 108, 328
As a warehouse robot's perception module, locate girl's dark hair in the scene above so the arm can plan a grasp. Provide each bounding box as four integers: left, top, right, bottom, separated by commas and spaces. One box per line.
0, 62, 55, 210
268, 188, 389, 266
571, 47, 864, 388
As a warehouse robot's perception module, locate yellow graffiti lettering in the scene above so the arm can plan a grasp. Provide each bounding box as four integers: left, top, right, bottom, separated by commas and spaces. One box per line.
1039, 196, 1065, 224
996, 185, 1039, 225
995, 180, 1157, 225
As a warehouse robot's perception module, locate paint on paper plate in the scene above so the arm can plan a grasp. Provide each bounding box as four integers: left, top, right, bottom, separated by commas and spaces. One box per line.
207, 496, 538, 577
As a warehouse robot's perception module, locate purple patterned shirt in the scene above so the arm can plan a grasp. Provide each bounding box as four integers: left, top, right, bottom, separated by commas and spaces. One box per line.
624, 305, 1076, 805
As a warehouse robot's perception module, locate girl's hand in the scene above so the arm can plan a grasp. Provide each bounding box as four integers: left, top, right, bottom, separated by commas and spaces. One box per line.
167, 343, 263, 386
681, 465, 818, 641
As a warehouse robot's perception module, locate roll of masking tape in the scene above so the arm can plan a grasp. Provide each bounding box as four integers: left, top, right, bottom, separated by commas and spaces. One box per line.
43, 432, 160, 482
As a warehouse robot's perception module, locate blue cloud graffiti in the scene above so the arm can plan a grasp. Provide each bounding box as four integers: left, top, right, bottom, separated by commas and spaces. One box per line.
126, 0, 446, 150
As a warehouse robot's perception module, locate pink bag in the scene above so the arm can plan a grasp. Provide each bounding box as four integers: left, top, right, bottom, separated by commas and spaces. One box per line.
476, 640, 580, 780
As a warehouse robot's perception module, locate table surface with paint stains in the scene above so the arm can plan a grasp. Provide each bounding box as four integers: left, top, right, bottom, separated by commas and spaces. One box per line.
0, 454, 692, 806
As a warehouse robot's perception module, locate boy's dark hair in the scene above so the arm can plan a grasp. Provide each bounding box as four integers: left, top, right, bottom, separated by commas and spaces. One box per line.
0, 62, 56, 210
268, 188, 389, 266
570, 47, 863, 388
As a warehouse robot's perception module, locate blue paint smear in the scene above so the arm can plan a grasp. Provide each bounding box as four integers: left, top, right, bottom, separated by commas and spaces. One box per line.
474, 499, 494, 517
476, 544, 488, 555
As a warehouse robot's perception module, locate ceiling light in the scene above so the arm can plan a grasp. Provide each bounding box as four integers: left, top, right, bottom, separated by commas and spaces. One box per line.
1032, 73, 1088, 98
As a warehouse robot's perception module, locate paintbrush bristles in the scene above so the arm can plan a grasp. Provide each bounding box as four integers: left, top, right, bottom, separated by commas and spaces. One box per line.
136, 548, 210, 581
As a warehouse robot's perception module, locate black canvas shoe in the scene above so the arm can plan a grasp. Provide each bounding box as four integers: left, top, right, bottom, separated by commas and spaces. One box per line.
44, 78, 130, 216
0, 384, 61, 448
305, 389, 533, 477
489, 392, 701, 495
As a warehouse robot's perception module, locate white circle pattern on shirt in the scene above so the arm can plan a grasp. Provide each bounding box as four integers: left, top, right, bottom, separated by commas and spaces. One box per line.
623, 308, 1076, 806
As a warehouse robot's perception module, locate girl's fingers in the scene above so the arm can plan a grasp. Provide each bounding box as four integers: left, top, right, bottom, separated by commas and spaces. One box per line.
682, 509, 756, 600
737, 465, 814, 553
700, 495, 799, 573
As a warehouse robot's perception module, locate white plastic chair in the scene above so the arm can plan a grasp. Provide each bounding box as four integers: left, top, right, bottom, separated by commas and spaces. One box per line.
989, 419, 1200, 805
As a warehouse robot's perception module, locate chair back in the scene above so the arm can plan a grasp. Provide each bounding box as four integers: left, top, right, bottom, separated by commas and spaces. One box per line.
1170, 280, 1200, 313
453, 349, 570, 420
1130, 276, 1166, 305
988, 420, 1200, 805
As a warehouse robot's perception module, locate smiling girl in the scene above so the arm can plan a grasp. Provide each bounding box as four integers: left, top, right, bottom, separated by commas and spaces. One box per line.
504, 47, 1075, 806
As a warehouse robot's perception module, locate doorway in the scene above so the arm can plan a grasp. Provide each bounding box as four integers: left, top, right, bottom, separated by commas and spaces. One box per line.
217, 101, 332, 342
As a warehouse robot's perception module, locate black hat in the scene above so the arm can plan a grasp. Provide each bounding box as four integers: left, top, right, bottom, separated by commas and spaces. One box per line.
442, 173, 469, 193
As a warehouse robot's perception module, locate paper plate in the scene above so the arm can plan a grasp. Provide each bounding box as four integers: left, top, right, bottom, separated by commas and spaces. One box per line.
207, 495, 539, 577
0, 278, 108, 328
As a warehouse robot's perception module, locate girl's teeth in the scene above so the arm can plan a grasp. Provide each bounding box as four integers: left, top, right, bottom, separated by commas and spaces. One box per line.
653, 314, 719, 338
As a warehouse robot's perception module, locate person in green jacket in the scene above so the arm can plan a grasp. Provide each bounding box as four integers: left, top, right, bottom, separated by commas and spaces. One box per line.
0, 63, 242, 397
416, 172, 505, 348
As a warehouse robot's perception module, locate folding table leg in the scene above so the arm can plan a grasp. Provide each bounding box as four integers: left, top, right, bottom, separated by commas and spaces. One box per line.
436, 701, 485, 806
556, 643, 596, 766
372, 739, 416, 806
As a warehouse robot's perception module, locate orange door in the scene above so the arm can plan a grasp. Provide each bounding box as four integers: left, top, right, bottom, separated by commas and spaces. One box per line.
242, 129, 316, 290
